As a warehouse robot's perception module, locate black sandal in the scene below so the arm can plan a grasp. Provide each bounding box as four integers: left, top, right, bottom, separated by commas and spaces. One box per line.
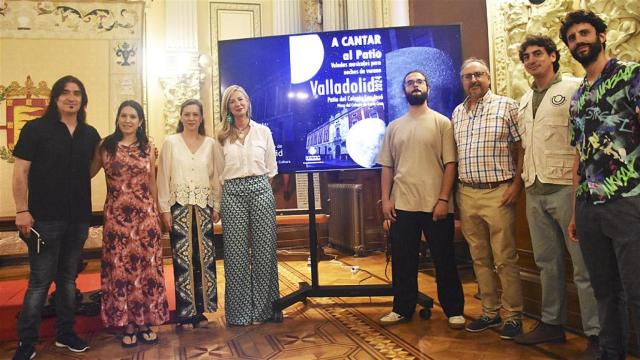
138, 327, 159, 344
192, 314, 209, 328
121, 331, 138, 348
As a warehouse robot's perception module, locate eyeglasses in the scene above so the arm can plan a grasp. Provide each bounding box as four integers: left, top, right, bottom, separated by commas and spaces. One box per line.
461, 71, 487, 80
404, 78, 427, 87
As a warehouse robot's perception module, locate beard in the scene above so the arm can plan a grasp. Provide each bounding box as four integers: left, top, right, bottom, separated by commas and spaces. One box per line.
405, 90, 427, 106
571, 38, 603, 66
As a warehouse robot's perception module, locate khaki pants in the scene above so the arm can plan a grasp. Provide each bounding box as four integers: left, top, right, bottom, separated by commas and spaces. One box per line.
457, 183, 523, 320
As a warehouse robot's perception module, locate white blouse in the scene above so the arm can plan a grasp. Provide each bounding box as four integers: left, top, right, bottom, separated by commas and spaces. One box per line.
214, 120, 278, 182
157, 134, 220, 213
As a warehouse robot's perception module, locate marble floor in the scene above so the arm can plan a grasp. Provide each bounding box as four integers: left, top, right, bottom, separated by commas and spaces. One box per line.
0, 252, 634, 360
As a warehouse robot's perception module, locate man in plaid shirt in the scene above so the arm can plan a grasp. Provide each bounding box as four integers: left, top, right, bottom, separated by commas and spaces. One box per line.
451, 57, 524, 340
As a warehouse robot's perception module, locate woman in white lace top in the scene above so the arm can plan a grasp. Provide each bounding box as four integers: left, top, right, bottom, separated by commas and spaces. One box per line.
157, 99, 220, 328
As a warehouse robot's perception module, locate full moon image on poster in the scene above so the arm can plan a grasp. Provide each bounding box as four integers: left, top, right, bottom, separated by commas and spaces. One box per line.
346, 118, 386, 168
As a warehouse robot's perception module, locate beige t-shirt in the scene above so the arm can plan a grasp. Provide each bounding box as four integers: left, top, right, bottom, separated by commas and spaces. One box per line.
376, 110, 457, 213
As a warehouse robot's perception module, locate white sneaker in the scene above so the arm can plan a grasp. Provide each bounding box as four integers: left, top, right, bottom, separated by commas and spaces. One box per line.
380, 311, 406, 325
448, 315, 466, 329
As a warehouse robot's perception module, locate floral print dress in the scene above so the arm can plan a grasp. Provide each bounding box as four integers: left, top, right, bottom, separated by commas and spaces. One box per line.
100, 143, 169, 327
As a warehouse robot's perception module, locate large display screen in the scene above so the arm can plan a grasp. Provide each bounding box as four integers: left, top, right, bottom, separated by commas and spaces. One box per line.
218, 25, 464, 173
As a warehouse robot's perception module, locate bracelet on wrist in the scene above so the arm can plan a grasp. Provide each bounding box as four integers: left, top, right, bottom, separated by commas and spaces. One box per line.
438, 198, 448, 203
16, 210, 30, 214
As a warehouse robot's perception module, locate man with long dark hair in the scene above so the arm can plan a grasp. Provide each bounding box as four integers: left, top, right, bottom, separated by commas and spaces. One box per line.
12, 75, 100, 360
561, 10, 640, 360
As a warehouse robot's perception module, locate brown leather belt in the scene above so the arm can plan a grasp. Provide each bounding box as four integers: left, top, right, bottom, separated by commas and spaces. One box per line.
458, 179, 512, 189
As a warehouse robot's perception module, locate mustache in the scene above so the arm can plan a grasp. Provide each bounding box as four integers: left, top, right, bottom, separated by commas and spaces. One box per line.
575, 42, 590, 49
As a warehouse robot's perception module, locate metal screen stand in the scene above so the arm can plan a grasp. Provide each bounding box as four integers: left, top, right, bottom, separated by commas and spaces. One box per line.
271, 172, 433, 322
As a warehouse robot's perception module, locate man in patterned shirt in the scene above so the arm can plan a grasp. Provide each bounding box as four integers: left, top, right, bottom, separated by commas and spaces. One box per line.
561, 10, 640, 359
451, 57, 524, 340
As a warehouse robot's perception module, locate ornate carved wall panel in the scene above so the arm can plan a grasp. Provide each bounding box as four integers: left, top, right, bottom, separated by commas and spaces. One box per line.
487, 0, 640, 100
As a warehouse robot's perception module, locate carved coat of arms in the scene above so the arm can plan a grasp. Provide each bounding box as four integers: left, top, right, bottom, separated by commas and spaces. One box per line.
0, 76, 50, 162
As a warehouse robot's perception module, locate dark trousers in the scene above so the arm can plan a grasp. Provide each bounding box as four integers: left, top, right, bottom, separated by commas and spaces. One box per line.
18, 221, 88, 345
576, 197, 640, 359
391, 210, 464, 318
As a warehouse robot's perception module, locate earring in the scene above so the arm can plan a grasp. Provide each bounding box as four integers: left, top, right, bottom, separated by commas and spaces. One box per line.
226, 113, 234, 124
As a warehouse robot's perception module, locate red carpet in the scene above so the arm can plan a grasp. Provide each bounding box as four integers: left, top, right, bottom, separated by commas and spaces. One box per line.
0, 265, 176, 342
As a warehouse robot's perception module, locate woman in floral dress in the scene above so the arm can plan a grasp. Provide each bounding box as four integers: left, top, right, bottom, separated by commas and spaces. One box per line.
91, 100, 169, 347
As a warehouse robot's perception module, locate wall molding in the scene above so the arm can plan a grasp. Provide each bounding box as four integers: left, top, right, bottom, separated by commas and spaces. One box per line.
209, 2, 261, 134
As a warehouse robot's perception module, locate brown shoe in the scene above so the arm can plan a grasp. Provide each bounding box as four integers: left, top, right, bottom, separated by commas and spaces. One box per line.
578, 335, 601, 360
514, 322, 565, 345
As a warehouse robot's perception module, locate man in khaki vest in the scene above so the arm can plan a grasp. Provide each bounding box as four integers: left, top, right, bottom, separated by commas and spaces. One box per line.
514, 35, 599, 358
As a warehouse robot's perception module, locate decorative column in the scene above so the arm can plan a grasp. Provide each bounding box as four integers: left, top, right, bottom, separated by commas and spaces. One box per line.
159, 0, 203, 134
273, 0, 302, 35
302, 0, 322, 32
322, 0, 346, 31
345, 0, 377, 29
386, 0, 409, 27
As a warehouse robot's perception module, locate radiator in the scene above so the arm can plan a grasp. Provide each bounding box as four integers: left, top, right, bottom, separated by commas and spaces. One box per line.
328, 184, 366, 256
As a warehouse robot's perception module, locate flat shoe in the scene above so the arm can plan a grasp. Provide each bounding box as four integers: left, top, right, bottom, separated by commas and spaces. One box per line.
121, 332, 137, 348
138, 328, 158, 344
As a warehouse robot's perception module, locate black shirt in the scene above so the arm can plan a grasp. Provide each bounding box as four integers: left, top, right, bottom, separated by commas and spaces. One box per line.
13, 116, 101, 222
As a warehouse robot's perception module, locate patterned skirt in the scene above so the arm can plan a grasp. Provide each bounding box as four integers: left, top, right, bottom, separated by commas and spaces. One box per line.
170, 204, 217, 322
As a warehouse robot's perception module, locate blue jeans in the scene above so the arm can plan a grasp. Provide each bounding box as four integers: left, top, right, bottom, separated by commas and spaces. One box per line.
17, 221, 88, 345
576, 197, 640, 359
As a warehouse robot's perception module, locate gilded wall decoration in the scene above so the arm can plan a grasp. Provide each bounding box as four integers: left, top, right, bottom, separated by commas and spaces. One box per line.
487, 0, 640, 100
0, 1, 142, 39
585, 0, 640, 61
159, 71, 205, 134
